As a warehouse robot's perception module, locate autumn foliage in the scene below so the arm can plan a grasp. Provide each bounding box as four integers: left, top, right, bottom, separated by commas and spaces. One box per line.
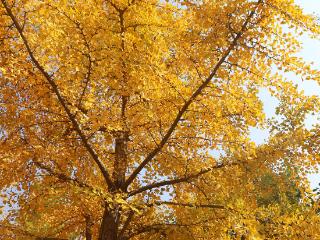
1, 0, 320, 239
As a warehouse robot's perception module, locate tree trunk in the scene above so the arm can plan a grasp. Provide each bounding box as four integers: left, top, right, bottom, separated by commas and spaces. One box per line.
85, 214, 93, 240
113, 130, 128, 189
101, 9, 128, 240
98, 207, 118, 240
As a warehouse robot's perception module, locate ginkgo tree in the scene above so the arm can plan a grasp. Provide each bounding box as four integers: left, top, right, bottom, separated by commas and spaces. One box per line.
1, 0, 320, 239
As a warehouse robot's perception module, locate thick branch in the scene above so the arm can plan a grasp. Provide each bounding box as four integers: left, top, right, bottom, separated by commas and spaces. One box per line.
35, 238, 68, 240
128, 163, 228, 197
85, 215, 93, 240
123, 202, 224, 239
1, 0, 115, 190
148, 201, 225, 209
33, 160, 92, 190
127, 216, 223, 239
124, 0, 263, 189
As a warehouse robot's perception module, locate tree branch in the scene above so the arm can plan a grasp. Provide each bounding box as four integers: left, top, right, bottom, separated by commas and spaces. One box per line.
32, 160, 93, 191
35, 238, 68, 240
128, 163, 229, 197
126, 215, 225, 239
147, 201, 225, 209
123, 0, 263, 189
1, 0, 115, 190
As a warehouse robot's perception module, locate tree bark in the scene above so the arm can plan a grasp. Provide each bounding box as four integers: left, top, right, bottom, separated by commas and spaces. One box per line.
98, 207, 118, 240
101, 6, 130, 240
113, 129, 129, 189
85, 215, 93, 240
113, 7, 129, 189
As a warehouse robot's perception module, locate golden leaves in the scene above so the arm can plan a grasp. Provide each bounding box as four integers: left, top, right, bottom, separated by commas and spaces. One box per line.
1, 0, 320, 239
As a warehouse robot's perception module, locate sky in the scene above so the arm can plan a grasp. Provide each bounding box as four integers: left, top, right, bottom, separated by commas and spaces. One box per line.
250, 0, 320, 189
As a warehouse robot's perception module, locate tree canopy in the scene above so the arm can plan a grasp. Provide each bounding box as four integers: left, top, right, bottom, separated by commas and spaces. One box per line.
1, 0, 320, 239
